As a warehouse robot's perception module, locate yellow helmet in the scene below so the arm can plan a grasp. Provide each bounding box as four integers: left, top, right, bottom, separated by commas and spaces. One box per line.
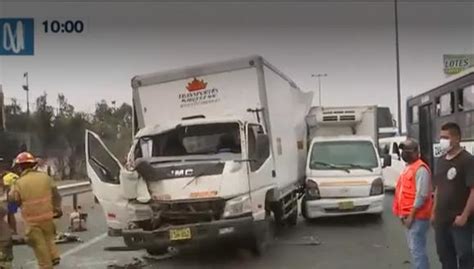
3, 172, 19, 186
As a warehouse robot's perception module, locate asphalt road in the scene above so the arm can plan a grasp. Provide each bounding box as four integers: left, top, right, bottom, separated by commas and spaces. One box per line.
13, 192, 442, 269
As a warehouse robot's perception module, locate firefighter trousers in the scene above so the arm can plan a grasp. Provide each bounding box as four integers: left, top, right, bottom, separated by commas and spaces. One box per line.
25, 221, 60, 269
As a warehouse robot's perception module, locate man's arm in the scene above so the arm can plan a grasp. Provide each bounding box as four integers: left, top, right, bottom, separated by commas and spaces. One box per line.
409, 166, 431, 218
455, 155, 474, 226
49, 176, 62, 209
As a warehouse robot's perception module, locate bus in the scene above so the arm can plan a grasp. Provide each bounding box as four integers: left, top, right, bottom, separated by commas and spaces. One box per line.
406, 68, 474, 171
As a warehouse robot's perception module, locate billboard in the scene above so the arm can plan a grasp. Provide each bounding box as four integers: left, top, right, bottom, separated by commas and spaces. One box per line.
443, 54, 474, 75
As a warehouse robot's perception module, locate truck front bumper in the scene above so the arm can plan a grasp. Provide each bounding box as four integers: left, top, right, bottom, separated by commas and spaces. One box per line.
122, 215, 254, 250
304, 195, 384, 219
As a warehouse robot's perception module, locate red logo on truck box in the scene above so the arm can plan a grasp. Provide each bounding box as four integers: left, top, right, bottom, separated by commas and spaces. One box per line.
179, 78, 220, 108
186, 78, 208, 92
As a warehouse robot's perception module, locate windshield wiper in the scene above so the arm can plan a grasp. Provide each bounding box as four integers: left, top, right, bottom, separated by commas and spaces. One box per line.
312, 161, 350, 173
340, 163, 374, 172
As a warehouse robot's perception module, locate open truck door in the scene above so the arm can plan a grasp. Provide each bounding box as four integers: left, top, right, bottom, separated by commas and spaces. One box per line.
85, 130, 129, 236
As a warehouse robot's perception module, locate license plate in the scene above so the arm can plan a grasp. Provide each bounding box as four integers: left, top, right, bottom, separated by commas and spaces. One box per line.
338, 201, 354, 210
169, 228, 192, 241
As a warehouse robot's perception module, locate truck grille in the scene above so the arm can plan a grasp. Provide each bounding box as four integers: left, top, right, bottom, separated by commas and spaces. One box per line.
152, 199, 226, 225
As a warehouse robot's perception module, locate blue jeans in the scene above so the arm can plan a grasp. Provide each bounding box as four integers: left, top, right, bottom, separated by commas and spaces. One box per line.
434, 219, 473, 269
405, 219, 430, 269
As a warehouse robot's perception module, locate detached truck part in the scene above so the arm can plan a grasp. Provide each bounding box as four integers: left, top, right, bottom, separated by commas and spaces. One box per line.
85, 55, 313, 255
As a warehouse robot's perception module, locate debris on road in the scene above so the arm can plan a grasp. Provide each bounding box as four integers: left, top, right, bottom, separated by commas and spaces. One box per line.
107, 258, 147, 269
274, 235, 322, 246
12, 232, 82, 245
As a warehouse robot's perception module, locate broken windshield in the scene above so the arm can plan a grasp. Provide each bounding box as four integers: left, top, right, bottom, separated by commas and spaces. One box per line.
135, 123, 242, 159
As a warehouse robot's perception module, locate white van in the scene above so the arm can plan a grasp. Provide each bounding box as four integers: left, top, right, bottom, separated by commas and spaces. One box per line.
379, 136, 406, 190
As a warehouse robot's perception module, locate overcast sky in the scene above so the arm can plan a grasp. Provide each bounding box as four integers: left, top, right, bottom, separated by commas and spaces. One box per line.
0, 1, 473, 129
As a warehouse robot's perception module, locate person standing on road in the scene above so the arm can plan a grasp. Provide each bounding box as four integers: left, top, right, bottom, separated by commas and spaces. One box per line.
432, 122, 474, 269
393, 139, 433, 269
0, 179, 13, 269
9, 152, 63, 269
2, 171, 19, 234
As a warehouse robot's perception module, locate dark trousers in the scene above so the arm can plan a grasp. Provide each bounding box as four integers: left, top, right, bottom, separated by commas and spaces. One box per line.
434, 220, 473, 269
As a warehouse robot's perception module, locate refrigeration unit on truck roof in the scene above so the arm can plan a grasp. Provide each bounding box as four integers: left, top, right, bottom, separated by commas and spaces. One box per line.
306, 106, 378, 145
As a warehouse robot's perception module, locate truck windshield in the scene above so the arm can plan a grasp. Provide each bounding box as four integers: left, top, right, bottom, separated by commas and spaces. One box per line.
309, 141, 378, 170
136, 123, 241, 158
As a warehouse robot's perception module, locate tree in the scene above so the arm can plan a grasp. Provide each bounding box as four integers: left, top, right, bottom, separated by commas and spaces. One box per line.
33, 93, 56, 148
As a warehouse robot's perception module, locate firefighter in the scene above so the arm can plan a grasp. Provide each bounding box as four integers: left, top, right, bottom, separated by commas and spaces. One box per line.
2, 171, 19, 234
9, 152, 62, 269
0, 179, 13, 269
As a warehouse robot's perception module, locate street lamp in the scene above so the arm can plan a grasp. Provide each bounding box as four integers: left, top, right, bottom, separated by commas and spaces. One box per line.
311, 73, 328, 106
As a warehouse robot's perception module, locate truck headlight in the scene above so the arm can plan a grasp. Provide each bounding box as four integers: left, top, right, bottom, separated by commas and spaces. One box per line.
223, 195, 252, 218
370, 178, 384, 196
305, 179, 321, 200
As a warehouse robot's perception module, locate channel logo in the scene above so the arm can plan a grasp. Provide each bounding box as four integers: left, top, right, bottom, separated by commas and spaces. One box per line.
0, 18, 35, 55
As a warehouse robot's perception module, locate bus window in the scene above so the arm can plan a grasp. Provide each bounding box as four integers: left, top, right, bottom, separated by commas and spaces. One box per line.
435, 97, 441, 116
411, 105, 419, 123
459, 85, 474, 112
439, 92, 455, 116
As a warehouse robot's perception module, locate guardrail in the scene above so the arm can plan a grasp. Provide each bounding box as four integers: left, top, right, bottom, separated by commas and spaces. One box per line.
58, 181, 92, 209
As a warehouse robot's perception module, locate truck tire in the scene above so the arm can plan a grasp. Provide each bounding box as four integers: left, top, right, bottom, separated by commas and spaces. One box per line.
286, 204, 298, 226
250, 213, 273, 256
272, 201, 285, 227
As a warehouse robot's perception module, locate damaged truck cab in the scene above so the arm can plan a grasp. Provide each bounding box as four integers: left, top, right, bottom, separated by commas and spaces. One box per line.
85, 56, 313, 255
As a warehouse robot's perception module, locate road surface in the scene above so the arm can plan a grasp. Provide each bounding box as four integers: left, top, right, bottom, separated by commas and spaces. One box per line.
13, 192, 443, 269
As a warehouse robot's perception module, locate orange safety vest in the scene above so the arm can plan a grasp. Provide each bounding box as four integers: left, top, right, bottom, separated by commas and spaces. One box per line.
393, 159, 433, 219
14, 170, 54, 224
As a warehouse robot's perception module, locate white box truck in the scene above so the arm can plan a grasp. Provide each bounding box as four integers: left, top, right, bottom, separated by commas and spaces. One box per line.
301, 106, 390, 219
85, 55, 313, 255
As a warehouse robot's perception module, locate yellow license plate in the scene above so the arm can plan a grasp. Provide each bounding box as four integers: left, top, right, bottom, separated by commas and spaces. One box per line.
169, 228, 192, 241
338, 201, 355, 210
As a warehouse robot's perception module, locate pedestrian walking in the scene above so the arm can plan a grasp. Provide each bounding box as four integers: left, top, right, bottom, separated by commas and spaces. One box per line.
393, 138, 433, 269
432, 122, 474, 269
9, 152, 63, 269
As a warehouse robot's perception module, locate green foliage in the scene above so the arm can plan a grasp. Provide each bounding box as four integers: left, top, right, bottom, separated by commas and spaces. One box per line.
1, 93, 132, 179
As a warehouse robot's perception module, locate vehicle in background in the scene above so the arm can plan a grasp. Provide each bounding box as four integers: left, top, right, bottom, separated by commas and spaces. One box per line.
379, 136, 406, 190
85, 55, 313, 255
301, 106, 389, 219
406, 68, 474, 172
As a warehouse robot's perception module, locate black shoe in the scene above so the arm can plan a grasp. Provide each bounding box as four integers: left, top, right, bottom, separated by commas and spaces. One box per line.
52, 258, 61, 266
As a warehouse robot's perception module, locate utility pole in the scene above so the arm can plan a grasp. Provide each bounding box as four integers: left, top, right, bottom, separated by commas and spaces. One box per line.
22, 72, 31, 151
311, 73, 328, 107
22, 72, 30, 115
394, 0, 402, 135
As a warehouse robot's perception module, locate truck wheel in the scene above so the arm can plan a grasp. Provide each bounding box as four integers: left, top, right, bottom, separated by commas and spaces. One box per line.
286, 206, 298, 226
272, 202, 285, 227
250, 213, 273, 256
301, 195, 310, 221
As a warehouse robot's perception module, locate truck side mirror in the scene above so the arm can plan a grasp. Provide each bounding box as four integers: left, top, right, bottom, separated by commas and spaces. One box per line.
256, 134, 270, 160
382, 155, 392, 168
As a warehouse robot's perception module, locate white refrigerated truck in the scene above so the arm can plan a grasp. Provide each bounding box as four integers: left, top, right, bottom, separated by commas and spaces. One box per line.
301, 106, 390, 219
85, 55, 313, 255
